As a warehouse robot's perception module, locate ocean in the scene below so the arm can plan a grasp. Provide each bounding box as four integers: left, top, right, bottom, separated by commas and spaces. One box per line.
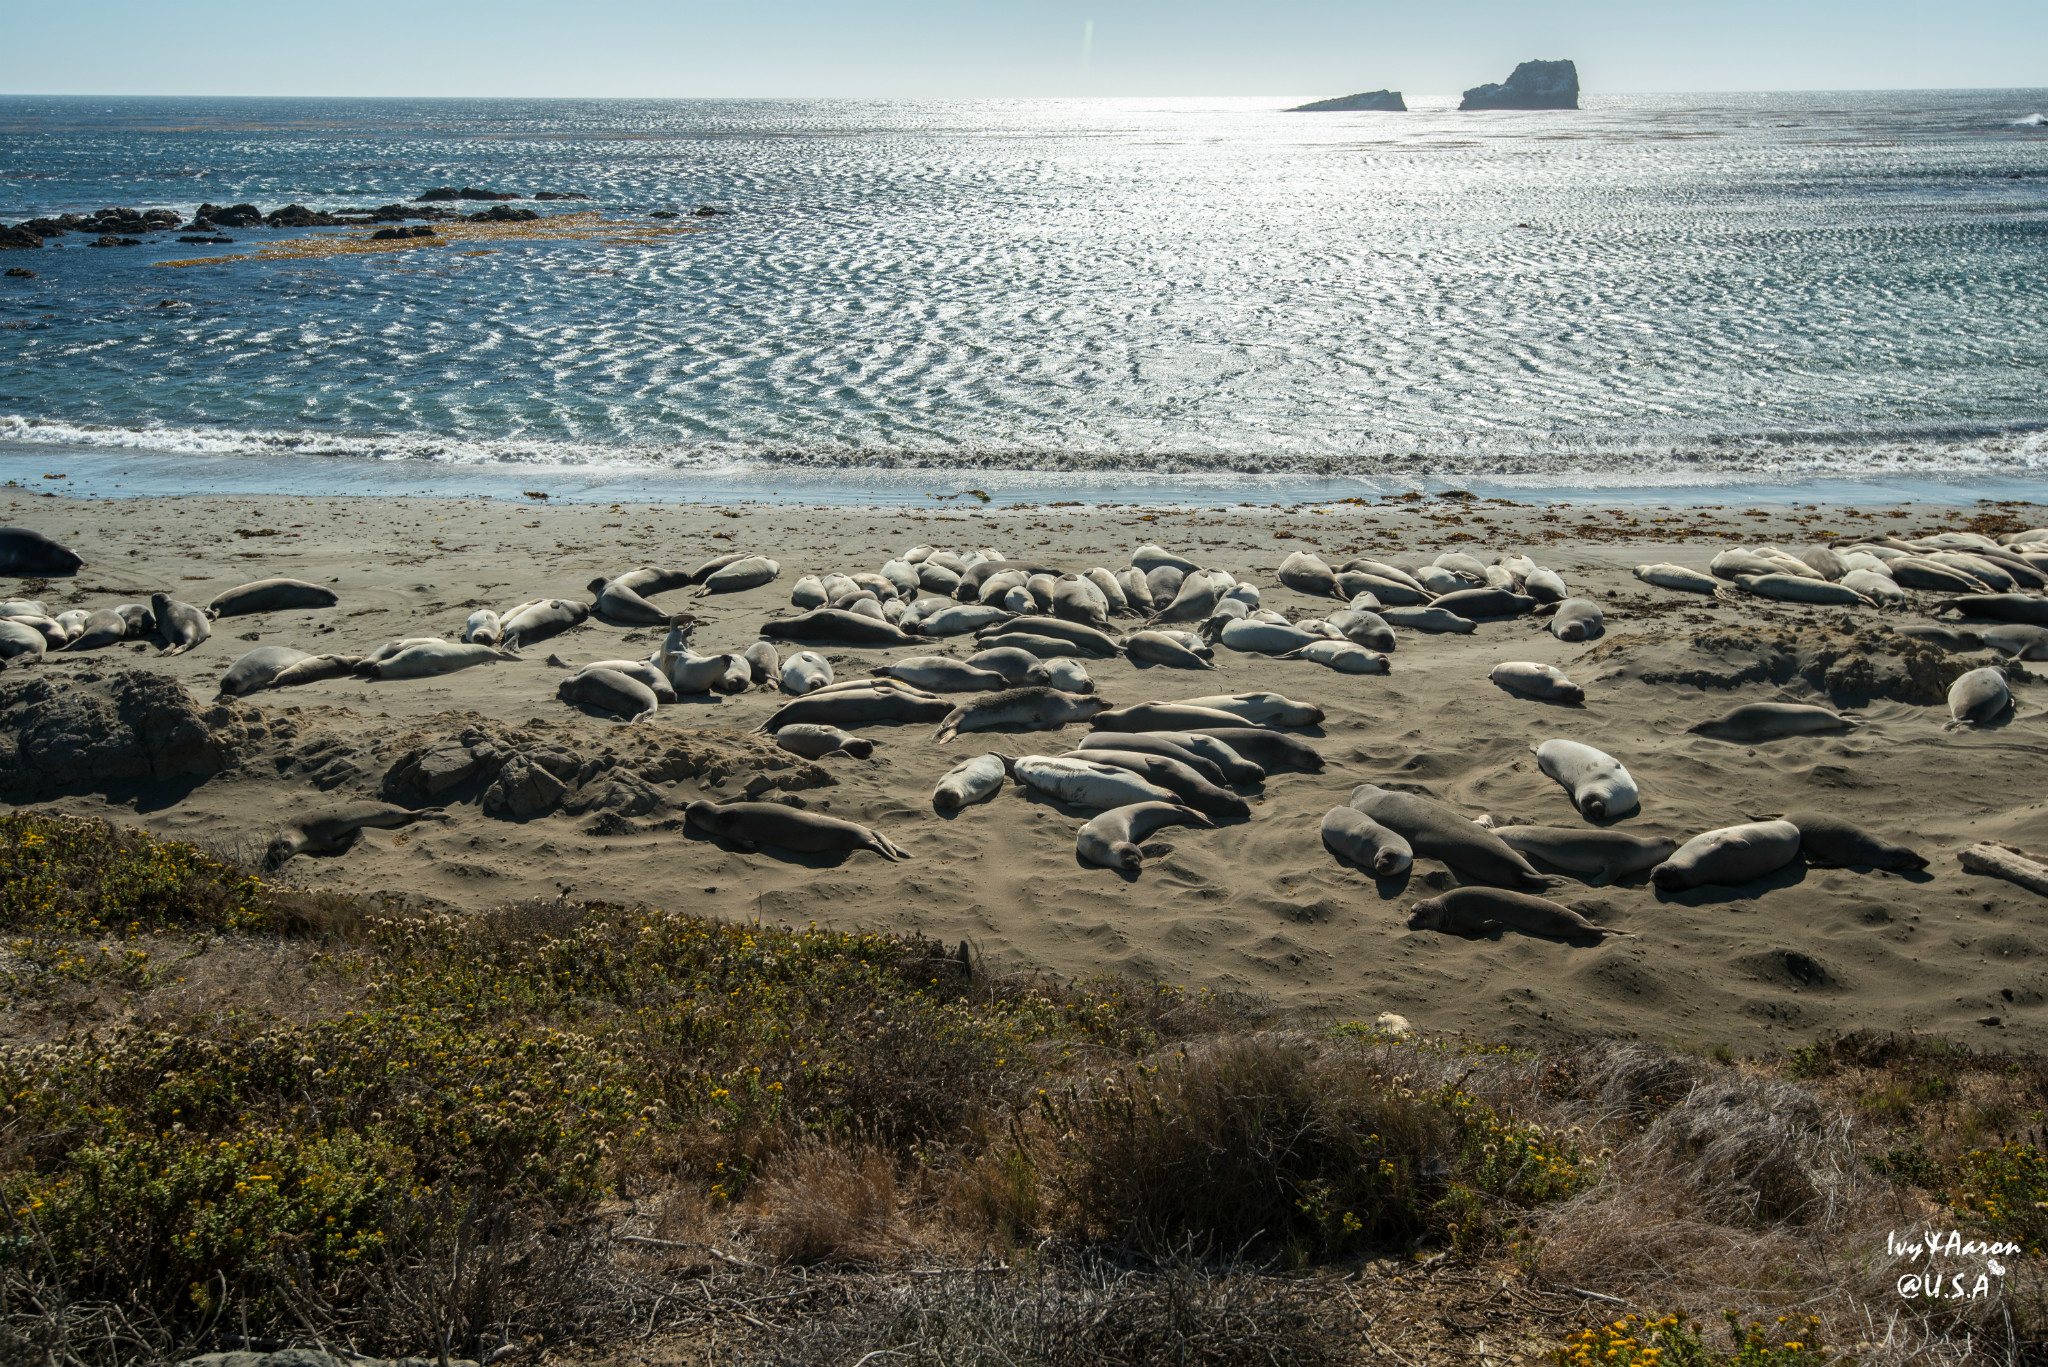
1, 91, 2045, 504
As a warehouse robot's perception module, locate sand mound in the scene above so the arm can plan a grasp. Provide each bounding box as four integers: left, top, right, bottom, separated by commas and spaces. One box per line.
0, 667, 286, 798
1582, 622, 1992, 704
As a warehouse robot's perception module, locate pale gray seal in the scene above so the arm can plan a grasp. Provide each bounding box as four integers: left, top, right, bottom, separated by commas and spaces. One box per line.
1131, 544, 1201, 576
1007, 756, 1182, 809
1348, 784, 1555, 889
358, 641, 506, 680
1337, 571, 1431, 606
1688, 703, 1856, 743
1980, 624, 2048, 659
934, 687, 1110, 744
1783, 810, 1927, 872
779, 650, 834, 695
696, 556, 781, 596
1186, 726, 1322, 773
874, 656, 1015, 692
501, 598, 590, 648
462, 609, 502, 644
1277, 551, 1341, 599
1173, 691, 1323, 726
150, 593, 210, 656
976, 617, 1119, 656
1074, 732, 1229, 787
957, 646, 1049, 686
265, 802, 450, 868
1124, 630, 1217, 669
1216, 618, 1320, 654
0, 528, 82, 575
774, 724, 874, 759
1064, 748, 1248, 819
581, 659, 677, 702
761, 609, 914, 646
219, 646, 315, 696
1078, 801, 1214, 871
1521, 567, 1569, 603
1486, 824, 1677, 886
1321, 807, 1413, 877
588, 572, 679, 624
207, 577, 339, 619
1091, 702, 1252, 733
0, 618, 47, 662
1407, 888, 1619, 941
115, 603, 156, 637
920, 604, 1016, 636
1650, 820, 1801, 892
1380, 606, 1474, 634
1325, 609, 1396, 652
1276, 640, 1388, 674
1145, 564, 1187, 606
1634, 563, 1719, 594
268, 654, 360, 688
62, 609, 127, 652
1116, 568, 1155, 614
1546, 598, 1604, 642
761, 687, 953, 731
1533, 739, 1639, 821
789, 576, 828, 610
1150, 572, 1224, 625
1052, 577, 1111, 628
560, 667, 658, 722
1948, 666, 2012, 728
932, 753, 1010, 811
1490, 662, 1583, 703
689, 552, 750, 584
685, 799, 907, 861
742, 640, 779, 684
973, 632, 1100, 660
1042, 658, 1093, 693
1432, 587, 1536, 619
1138, 731, 1265, 784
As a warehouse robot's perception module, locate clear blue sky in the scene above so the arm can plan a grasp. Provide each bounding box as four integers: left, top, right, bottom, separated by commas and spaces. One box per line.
9, 0, 2045, 98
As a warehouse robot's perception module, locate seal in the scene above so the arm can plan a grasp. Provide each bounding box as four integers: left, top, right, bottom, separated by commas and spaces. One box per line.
685, 799, 908, 861
63, 609, 127, 652
931, 752, 1009, 810
975, 618, 1119, 655
1065, 748, 1248, 818
559, 667, 659, 722
962, 646, 1053, 685
1074, 732, 1229, 786
265, 802, 450, 868
501, 598, 591, 648
1522, 568, 1569, 603
1085, 568, 1132, 616
1432, 587, 1536, 619
1128, 731, 1264, 784
0, 618, 47, 663
1052, 576, 1112, 628
1042, 658, 1093, 693
1007, 755, 1183, 809
1889, 559, 1987, 593
1124, 630, 1217, 670
774, 723, 875, 759
1277, 551, 1341, 599
1131, 544, 1202, 576
1276, 640, 1388, 674
0, 528, 83, 576
580, 659, 677, 702
790, 576, 829, 610
150, 593, 210, 657
1688, 703, 1856, 743
1116, 568, 1155, 614
742, 640, 779, 685
1173, 692, 1324, 726
761, 609, 915, 646
462, 609, 502, 645
359, 640, 506, 680
1320, 806, 1413, 877
1091, 702, 1258, 733
1650, 820, 1801, 891
1379, 606, 1474, 634
1489, 662, 1583, 704
1325, 609, 1396, 652
589, 573, 676, 625
268, 654, 360, 689
207, 578, 340, 619
1347, 784, 1555, 889
1936, 595, 2048, 627
874, 656, 1015, 693
1634, 563, 1719, 594
1980, 624, 2048, 660
1181, 725, 1321, 772
1947, 666, 2011, 729
1546, 598, 1604, 642
1149, 572, 1225, 625
219, 646, 317, 697
934, 687, 1111, 743
1533, 739, 1639, 820
918, 561, 962, 595
696, 556, 781, 596
1406, 888, 1619, 942
1485, 824, 1677, 886
919, 604, 1017, 637
1215, 618, 1317, 655
1842, 570, 1906, 607
1337, 570, 1432, 606
115, 603, 156, 638
1078, 801, 1215, 871
779, 650, 835, 695
761, 687, 954, 732
1731, 574, 1871, 607
1783, 810, 1927, 872
971, 632, 1099, 660
688, 552, 750, 584
1711, 549, 1817, 580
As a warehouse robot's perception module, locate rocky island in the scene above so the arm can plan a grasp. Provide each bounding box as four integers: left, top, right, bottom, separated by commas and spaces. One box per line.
1287, 89, 1406, 112
1460, 58, 1579, 110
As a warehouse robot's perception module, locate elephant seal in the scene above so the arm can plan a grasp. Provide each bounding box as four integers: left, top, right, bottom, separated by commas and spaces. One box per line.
1042, 658, 1093, 693
1432, 587, 1536, 620
1843, 570, 1906, 608
761, 687, 953, 732
1131, 544, 1201, 576
1074, 732, 1229, 787
1521, 567, 1569, 603
1935, 595, 2048, 626
931, 752, 1009, 811
0, 528, 83, 576
1633, 563, 1719, 595
696, 556, 781, 596
1008, 756, 1182, 810
1534, 739, 1639, 820
1278, 551, 1341, 599
1078, 801, 1214, 871
1348, 785, 1555, 890
207, 578, 339, 619
779, 650, 834, 695
1052, 577, 1112, 628
976, 618, 1119, 656
1650, 820, 1801, 891
962, 646, 1051, 685
269, 654, 360, 689
1325, 609, 1396, 652
1276, 640, 1388, 674
1321, 807, 1413, 878
150, 594, 210, 656
972, 632, 1101, 660
774, 724, 874, 759
588, 574, 675, 624
742, 640, 779, 685
1171, 691, 1323, 727
1979, 624, 2048, 660
1546, 598, 1604, 642
462, 609, 502, 645
501, 598, 590, 648
1406, 888, 1618, 942
1066, 748, 1248, 819
1947, 666, 2012, 729
761, 609, 914, 646
581, 659, 677, 702
1380, 606, 1475, 634
686, 800, 908, 861
1490, 662, 1583, 704
874, 656, 1015, 693
1125, 630, 1216, 670
265, 803, 450, 868
1485, 824, 1677, 886
1338, 572, 1431, 606
934, 687, 1110, 743
1149, 573, 1225, 625
688, 552, 749, 584
1185, 726, 1320, 773
359, 640, 505, 680
1688, 703, 1856, 743
921, 604, 1016, 637
1783, 810, 1927, 872
559, 667, 658, 722
1732, 574, 1871, 608
63, 609, 128, 652
789, 576, 829, 610
0, 618, 47, 662
219, 646, 315, 697
1217, 618, 1319, 655
1092, 702, 1252, 734
115, 603, 156, 638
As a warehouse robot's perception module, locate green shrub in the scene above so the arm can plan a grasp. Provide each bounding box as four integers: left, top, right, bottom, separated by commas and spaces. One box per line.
1952, 1141, 2048, 1255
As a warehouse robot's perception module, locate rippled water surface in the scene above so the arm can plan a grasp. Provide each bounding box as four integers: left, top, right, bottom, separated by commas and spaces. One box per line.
2, 92, 2046, 495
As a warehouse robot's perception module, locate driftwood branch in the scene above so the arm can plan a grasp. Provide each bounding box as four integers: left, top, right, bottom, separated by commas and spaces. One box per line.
1959, 843, 2048, 898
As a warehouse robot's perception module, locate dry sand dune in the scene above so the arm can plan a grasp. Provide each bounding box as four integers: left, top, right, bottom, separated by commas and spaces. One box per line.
4, 488, 2045, 1052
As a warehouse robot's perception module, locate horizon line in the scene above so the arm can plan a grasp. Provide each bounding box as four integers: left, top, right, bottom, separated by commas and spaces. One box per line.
4, 85, 2048, 101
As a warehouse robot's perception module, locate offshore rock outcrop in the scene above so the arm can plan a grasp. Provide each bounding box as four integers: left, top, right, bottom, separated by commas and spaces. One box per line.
1460, 59, 1579, 110
1288, 89, 1406, 113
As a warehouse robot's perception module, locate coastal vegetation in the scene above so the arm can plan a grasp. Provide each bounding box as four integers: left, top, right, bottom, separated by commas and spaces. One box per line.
0, 811, 2041, 1365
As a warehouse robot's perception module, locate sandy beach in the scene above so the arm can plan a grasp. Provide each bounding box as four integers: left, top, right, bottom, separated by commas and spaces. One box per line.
4, 485, 2044, 1052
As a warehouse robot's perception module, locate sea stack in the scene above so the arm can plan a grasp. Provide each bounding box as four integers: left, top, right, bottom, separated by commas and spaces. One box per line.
1460, 59, 1579, 110
1288, 90, 1407, 113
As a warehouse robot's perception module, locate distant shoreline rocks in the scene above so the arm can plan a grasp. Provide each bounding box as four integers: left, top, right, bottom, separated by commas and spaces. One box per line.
1289, 89, 1406, 113
1460, 59, 1579, 111
3, 190, 593, 249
